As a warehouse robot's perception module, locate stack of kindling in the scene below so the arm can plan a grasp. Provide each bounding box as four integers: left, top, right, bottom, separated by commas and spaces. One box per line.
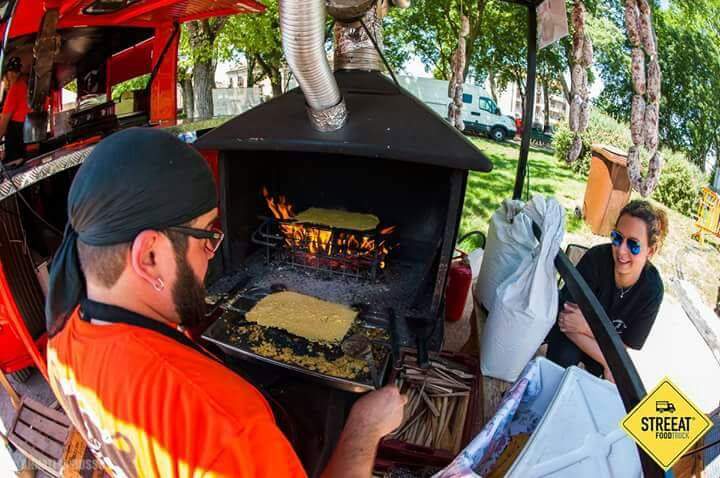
389, 354, 475, 453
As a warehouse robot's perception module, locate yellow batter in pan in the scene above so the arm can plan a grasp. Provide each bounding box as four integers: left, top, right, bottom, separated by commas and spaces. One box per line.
294, 207, 380, 231
245, 291, 357, 343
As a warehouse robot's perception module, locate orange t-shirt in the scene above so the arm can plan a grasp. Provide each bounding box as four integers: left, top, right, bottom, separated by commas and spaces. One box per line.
2, 78, 29, 123
48, 308, 307, 478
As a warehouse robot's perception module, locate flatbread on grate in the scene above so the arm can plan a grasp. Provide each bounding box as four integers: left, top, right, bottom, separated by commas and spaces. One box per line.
294, 207, 379, 231
245, 291, 357, 343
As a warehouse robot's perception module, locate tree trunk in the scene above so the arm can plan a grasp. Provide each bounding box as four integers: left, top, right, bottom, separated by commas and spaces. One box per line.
543, 81, 551, 133
559, 73, 571, 103
270, 74, 282, 97
193, 59, 215, 119
488, 68, 498, 103
246, 55, 256, 88
182, 77, 194, 119
186, 18, 227, 119
462, 0, 487, 78
256, 55, 283, 97
515, 78, 526, 119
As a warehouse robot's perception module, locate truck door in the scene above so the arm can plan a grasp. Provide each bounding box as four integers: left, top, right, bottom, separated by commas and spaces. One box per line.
478, 97, 497, 124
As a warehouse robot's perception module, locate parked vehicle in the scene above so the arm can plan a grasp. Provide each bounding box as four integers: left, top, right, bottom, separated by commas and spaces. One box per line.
397, 76, 517, 141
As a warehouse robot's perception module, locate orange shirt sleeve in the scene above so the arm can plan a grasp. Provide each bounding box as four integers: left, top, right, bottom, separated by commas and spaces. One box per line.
203, 419, 308, 478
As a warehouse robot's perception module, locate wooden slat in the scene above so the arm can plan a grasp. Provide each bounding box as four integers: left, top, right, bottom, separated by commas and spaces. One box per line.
8, 433, 61, 476
13, 422, 65, 459
23, 397, 71, 427
19, 407, 70, 443
0, 371, 21, 410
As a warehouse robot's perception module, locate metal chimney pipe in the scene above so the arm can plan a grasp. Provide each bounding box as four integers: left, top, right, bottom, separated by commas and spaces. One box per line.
279, 0, 348, 132
333, 5, 385, 72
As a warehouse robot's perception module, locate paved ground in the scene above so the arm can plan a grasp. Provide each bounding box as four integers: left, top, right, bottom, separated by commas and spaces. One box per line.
629, 296, 720, 413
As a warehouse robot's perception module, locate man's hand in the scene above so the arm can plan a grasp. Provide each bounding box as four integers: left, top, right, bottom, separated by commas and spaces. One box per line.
321, 386, 407, 478
347, 385, 407, 440
558, 302, 592, 337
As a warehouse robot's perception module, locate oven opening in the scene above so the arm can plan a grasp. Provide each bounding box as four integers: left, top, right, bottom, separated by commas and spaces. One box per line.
202, 150, 462, 394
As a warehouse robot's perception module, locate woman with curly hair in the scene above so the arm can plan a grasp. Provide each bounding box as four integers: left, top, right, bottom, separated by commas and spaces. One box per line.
546, 200, 668, 382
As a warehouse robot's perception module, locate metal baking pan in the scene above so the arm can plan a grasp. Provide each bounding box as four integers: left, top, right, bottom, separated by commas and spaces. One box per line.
202, 299, 391, 394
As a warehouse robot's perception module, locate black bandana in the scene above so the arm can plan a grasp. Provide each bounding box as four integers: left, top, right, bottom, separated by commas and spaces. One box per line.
45, 128, 217, 335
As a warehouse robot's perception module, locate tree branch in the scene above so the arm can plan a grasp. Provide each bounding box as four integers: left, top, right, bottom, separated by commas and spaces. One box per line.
210, 16, 229, 38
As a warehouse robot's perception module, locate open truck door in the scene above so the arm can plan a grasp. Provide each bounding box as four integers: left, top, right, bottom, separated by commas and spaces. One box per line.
0, 0, 262, 380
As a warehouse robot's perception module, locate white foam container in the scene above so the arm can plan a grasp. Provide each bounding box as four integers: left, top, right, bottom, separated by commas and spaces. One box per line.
506, 366, 642, 477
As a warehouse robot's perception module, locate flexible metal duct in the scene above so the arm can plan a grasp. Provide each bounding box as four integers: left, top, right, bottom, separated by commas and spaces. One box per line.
279, 0, 348, 131
333, 6, 384, 72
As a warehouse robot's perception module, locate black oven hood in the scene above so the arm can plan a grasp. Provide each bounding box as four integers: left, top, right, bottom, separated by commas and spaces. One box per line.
195, 70, 493, 173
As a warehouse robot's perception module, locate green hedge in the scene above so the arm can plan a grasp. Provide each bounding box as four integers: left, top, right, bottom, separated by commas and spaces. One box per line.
553, 110, 632, 177
552, 110, 706, 217
652, 151, 706, 217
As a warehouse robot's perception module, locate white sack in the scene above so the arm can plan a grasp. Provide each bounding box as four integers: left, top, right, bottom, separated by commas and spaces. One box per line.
474, 199, 534, 312
481, 196, 565, 381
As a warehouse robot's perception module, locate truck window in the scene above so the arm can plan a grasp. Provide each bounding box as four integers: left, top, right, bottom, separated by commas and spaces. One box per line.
479, 97, 496, 114
462, 93, 472, 104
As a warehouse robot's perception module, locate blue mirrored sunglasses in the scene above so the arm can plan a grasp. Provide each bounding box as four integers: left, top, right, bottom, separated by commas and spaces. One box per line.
610, 230, 641, 255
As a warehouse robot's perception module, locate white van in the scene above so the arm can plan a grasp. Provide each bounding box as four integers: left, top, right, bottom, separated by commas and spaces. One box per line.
398, 75, 517, 141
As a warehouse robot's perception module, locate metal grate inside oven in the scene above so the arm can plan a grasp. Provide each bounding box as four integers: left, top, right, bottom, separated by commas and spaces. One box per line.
251, 217, 390, 280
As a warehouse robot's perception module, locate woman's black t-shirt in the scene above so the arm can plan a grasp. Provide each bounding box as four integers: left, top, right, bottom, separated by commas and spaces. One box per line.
559, 243, 663, 350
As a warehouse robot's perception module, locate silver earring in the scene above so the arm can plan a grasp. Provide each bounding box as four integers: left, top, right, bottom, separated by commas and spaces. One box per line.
153, 278, 165, 291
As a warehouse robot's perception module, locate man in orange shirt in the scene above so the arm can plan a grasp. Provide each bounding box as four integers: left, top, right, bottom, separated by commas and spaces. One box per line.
0, 56, 30, 166
46, 128, 406, 477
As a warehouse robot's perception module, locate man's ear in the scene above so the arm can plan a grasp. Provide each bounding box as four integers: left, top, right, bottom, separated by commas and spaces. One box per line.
130, 230, 162, 288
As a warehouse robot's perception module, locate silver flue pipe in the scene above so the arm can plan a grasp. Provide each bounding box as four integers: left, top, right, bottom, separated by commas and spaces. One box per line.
279, 0, 348, 132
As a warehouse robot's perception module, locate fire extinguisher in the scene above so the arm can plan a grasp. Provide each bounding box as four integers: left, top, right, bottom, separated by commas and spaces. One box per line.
445, 231, 485, 322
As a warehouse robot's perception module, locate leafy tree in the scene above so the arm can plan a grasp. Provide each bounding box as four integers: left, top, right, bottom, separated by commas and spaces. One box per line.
470, 2, 567, 126
220, 0, 286, 97
655, 3, 720, 166
111, 74, 149, 101
592, 0, 720, 167
384, 0, 489, 80
472, 3, 528, 103
183, 17, 230, 119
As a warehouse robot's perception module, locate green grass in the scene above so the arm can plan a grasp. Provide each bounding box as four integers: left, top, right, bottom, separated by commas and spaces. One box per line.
458, 138, 589, 251
457, 137, 720, 308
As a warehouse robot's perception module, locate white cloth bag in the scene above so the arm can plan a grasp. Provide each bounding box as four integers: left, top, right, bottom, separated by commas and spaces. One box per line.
475, 199, 534, 311
480, 196, 565, 381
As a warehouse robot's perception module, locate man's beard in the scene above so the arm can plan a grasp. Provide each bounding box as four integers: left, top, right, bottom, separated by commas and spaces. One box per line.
171, 255, 207, 329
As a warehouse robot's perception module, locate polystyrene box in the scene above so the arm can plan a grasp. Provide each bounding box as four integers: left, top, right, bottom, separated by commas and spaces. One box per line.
506, 366, 642, 477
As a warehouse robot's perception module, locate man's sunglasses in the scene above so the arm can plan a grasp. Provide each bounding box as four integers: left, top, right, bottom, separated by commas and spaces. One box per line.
167, 226, 224, 254
610, 230, 641, 256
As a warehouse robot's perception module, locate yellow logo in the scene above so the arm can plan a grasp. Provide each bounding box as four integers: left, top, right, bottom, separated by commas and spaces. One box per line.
621, 377, 712, 470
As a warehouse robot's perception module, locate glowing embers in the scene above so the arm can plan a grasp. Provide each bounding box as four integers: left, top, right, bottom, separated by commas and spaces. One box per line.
261, 187, 396, 279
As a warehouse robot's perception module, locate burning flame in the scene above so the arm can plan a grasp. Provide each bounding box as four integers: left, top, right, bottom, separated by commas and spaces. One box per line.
262, 186, 295, 219
262, 187, 396, 270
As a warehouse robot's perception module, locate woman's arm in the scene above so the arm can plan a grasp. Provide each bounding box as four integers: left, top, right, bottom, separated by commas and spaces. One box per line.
564, 332, 615, 382
558, 302, 593, 338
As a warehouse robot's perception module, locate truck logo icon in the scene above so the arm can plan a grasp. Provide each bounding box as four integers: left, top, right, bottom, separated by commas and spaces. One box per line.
656, 401, 676, 413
